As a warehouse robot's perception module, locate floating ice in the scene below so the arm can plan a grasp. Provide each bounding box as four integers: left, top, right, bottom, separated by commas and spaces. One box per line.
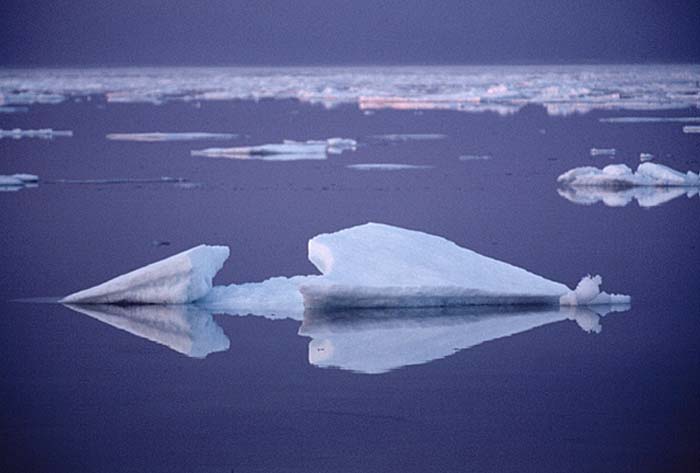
62, 223, 629, 312
0, 128, 73, 139
639, 153, 655, 162
459, 154, 492, 161
192, 138, 356, 161
346, 164, 433, 171
0, 173, 39, 191
61, 245, 230, 304
590, 148, 616, 157
557, 163, 700, 188
600, 117, 700, 124
558, 185, 697, 208
50, 177, 187, 185
684, 126, 700, 134
106, 132, 239, 142
300, 304, 629, 374
64, 304, 230, 358
369, 134, 447, 142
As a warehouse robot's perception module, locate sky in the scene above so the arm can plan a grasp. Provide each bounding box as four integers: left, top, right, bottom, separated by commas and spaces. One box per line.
1, 0, 699, 66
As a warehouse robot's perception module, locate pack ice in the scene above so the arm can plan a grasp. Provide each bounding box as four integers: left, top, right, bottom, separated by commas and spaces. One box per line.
558, 163, 700, 188
62, 223, 629, 310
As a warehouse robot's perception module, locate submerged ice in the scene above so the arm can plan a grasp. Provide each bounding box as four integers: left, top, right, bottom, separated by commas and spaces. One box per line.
558, 163, 700, 188
62, 223, 630, 312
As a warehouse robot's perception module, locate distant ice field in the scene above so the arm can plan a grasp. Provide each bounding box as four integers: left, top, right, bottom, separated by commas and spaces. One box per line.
1, 65, 698, 115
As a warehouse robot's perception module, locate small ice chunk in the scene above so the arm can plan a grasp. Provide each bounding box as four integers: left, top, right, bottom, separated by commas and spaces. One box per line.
0, 175, 24, 186
459, 154, 492, 161
0, 128, 73, 139
590, 148, 617, 157
346, 164, 433, 171
106, 132, 238, 142
61, 245, 230, 304
639, 153, 654, 162
683, 126, 700, 134
557, 163, 699, 188
326, 137, 357, 154
192, 138, 356, 161
11, 173, 39, 182
559, 275, 630, 306
369, 134, 447, 142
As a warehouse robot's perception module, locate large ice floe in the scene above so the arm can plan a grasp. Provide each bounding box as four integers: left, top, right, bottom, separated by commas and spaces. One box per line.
106, 132, 239, 142
2, 65, 699, 115
62, 223, 629, 311
191, 138, 357, 161
557, 163, 700, 188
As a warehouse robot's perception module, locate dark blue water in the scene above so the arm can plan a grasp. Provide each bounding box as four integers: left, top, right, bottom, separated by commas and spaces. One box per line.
1, 98, 699, 472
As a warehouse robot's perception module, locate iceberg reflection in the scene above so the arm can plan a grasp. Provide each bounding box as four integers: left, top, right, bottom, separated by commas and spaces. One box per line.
64, 303, 230, 358
299, 304, 629, 374
558, 186, 698, 208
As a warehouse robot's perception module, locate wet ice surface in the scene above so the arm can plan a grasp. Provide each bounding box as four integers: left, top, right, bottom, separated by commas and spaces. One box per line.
1, 92, 699, 473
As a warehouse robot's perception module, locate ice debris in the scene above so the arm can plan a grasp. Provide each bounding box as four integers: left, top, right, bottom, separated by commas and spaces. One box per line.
590, 148, 616, 157
557, 163, 700, 188
106, 132, 239, 142
61, 245, 229, 304
346, 164, 433, 171
0, 128, 72, 139
62, 224, 630, 313
192, 138, 356, 161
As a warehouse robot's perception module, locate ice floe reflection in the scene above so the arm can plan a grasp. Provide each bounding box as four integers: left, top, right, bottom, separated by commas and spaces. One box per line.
558, 186, 698, 208
299, 304, 629, 374
64, 303, 230, 359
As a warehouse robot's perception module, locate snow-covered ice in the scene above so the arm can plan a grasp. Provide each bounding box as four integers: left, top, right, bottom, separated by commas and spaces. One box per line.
62, 223, 630, 312
557, 163, 700, 188
0, 129, 73, 139
61, 245, 230, 304
346, 164, 433, 171
106, 132, 239, 142
590, 148, 616, 157
192, 138, 356, 161
64, 303, 229, 358
558, 185, 696, 208
300, 304, 629, 374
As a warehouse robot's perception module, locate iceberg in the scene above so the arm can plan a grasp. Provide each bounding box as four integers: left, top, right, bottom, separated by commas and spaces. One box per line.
346, 164, 433, 171
191, 138, 356, 161
61, 223, 629, 313
61, 245, 229, 304
558, 185, 697, 208
106, 132, 239, 142
557, 163, 700, 188
0, 128, 73, 139
300, 304, 629, 374
64, 304, 230, 358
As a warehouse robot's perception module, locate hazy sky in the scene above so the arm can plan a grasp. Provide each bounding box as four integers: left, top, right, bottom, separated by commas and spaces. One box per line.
1, 0, 698, 65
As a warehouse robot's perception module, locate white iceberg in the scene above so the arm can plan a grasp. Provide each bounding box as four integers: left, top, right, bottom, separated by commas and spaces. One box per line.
346, 164, 433, 171
62, 223, 629, 313
0, 128, 73, 139
106, 132, 239, 142
61, 245, 229, 304
64, 303, 230, 358
558, 185, 697, 208
300, 304, 629, 374
557, 163, 700, 188
191, 138, 356, 161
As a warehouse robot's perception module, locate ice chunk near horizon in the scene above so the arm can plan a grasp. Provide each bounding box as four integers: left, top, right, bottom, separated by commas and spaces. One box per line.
106, 132, 239, 142
0, 128, 73, 139
346, 164, 433, 171
558, 185, 695, 208
684, 125, 700, 134
300, 223, 629, 309
64, 303, 230, 358
558, 163, 700, 188
590, 148, 616, 157
191, 138, 356, 161
300, 304, 629, 374
61, 245, 229, 304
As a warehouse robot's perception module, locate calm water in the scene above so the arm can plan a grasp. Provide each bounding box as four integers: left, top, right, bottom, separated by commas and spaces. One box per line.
1, 74, 699, 471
